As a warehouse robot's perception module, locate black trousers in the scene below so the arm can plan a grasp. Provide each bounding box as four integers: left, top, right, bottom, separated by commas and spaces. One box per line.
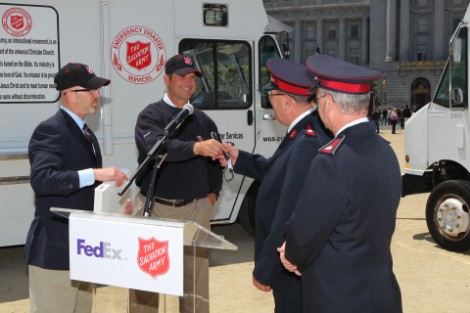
271, 270, 302, 313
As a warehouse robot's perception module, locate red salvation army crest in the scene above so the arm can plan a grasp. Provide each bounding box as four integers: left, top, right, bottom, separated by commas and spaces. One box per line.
111, 25, 166, 84
137, 237, 170, 278
126, 41, 151, 70
2, 7, 33, 37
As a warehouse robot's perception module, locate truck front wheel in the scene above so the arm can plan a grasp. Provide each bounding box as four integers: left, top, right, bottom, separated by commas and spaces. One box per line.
426, 180, 470, 252
238, 181, 259, 236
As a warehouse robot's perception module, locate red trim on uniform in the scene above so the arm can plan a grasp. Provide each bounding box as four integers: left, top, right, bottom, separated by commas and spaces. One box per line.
319, 78, 370, 94
305, 123, 316, 136
288, 129, 298, 138
272, 76, 310, 96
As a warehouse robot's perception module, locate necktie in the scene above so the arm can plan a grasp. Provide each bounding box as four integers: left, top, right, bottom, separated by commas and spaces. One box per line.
82, 124, 95, 152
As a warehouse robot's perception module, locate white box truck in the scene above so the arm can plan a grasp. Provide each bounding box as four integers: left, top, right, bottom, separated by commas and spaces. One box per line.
0, 0, 290, 247
403, 4, 470, 252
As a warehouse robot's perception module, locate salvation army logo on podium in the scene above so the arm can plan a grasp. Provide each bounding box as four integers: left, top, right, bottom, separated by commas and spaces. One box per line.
137, 237, 170, 278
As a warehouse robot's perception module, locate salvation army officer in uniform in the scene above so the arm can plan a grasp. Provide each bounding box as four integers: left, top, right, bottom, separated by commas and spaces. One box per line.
221, 57, 332, 313
279, 55, 403, 313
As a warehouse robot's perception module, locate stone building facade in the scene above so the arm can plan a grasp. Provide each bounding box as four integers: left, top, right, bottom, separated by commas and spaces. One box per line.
263, 0, 470, 109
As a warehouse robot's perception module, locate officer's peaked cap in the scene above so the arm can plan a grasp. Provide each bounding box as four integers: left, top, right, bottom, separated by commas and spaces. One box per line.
264, 58, 315, 96
306, 55, 383, 95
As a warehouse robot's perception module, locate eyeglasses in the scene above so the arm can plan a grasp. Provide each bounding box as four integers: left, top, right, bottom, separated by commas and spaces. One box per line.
267, 91, 286, 98
72, 89, 100, 94
315, 94, 327, 103
63, 89, 100, 96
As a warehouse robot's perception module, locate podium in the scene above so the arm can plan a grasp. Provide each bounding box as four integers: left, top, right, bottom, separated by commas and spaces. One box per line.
51, 207, 237, 312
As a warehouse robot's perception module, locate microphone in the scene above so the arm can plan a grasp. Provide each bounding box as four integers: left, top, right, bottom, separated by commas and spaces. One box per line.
164, 103, 194, 136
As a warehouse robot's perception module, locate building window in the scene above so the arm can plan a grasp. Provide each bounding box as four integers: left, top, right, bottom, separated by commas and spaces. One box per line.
348, 48, 360, 64
304, 23, 315, 40
326, 48, 337, 57
418, 17, 427, 33
417, 43, 428, 61
327, 24, 337, 39
350, 24, 359, 39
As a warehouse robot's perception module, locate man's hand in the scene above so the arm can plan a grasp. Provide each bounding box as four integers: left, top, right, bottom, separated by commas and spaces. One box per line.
207, 193, 218, 206
218, 143, 239, 167
278, 242, 302, 276
194, 139, 225, 160
93, 167, 128, 187
253, 275, 271, 292
123, 198, 133, 215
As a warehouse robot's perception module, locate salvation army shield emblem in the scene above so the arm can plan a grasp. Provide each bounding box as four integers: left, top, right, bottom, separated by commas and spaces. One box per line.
137, 237, 170, 278
10, 15, 24, 30
126, 41, 152, 70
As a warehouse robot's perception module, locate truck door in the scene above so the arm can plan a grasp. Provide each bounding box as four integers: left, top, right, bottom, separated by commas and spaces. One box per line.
178, 39, 255, 222
428, 26, 468, 166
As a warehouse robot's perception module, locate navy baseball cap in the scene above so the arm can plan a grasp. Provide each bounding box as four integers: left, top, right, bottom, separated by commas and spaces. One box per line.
264, 58, 315, 96
306, 55, 383, 95
165, 54, 202, 77
54, 63, 110, 91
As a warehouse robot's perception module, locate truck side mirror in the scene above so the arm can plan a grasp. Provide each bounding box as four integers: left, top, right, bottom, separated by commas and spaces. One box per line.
451, 38, 462, 63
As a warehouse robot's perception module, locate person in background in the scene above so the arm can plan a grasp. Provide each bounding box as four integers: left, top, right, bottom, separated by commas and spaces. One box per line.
220, 57, 332, 313
129, 54, 225, 313
279, 54, 402, 313
390, 106, 398, 134
371, 108, 381, 133
25, 63, 128, 313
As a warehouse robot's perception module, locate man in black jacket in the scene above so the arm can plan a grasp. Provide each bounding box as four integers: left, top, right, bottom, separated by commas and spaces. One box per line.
130, 54, 225, 313
25, 63, 128, 313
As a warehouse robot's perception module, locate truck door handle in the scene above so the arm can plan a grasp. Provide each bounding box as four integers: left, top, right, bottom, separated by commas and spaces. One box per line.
247, 110, 253, 125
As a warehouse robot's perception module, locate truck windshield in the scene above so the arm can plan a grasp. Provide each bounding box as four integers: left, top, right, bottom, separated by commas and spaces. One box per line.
434, 27, 468, 108
179, 39, 251, 110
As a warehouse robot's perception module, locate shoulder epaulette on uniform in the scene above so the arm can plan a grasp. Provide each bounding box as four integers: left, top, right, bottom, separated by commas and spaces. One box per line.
304, 123, 316, 137
319, 134, 345, 155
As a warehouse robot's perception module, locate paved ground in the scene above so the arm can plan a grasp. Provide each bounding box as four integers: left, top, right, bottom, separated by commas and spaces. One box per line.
2, 128, 470, 312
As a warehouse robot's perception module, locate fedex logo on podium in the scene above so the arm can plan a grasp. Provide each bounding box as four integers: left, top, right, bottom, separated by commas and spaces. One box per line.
77, 239, 122, 260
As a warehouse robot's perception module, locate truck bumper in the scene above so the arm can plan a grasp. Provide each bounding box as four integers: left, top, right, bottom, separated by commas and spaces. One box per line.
402, 173, 429, 197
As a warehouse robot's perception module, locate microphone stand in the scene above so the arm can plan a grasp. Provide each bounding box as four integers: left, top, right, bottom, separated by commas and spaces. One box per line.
118, 136, 168, 217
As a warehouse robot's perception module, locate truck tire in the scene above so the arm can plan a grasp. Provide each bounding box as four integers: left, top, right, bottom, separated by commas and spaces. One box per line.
238, 181, 259, 236
426, 180, 470, 252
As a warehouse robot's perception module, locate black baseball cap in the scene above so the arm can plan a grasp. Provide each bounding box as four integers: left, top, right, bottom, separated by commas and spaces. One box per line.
54, 63, 111, 91
165, 54, 202, 77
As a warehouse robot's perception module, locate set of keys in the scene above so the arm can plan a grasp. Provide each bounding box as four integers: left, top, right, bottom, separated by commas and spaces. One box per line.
211, 131, 234, 182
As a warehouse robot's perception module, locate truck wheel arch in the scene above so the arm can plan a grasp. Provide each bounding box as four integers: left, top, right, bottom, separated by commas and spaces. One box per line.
238, 180, 260, 236
426, 179, 470, 252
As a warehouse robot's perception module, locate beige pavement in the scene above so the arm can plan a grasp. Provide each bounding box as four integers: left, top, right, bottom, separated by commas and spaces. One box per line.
2, 129, 470, 312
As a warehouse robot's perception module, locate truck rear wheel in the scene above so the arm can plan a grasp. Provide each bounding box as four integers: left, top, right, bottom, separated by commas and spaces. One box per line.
238, 181, 259, 236
426, 180, 470, 252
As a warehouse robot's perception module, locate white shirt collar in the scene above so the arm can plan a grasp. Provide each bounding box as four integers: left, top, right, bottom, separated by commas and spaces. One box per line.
336, 117, 369, 135
163, 93, 190, 108
287, 107, 316, 133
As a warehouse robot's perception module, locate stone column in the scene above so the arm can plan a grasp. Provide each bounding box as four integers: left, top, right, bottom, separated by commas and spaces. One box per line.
316, 18, 323, 54
385, 0, 397, 61
339, 17, 345, 59
362, 16, 368, 64
434, 0, 445, 59
295, 20, 302, 62
399, 0, 410, 61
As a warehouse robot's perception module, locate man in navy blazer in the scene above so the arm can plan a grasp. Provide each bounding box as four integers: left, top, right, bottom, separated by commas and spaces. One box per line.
221, 58, 332, 312
279, 55, 402, 313
24, 63, 128, 313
